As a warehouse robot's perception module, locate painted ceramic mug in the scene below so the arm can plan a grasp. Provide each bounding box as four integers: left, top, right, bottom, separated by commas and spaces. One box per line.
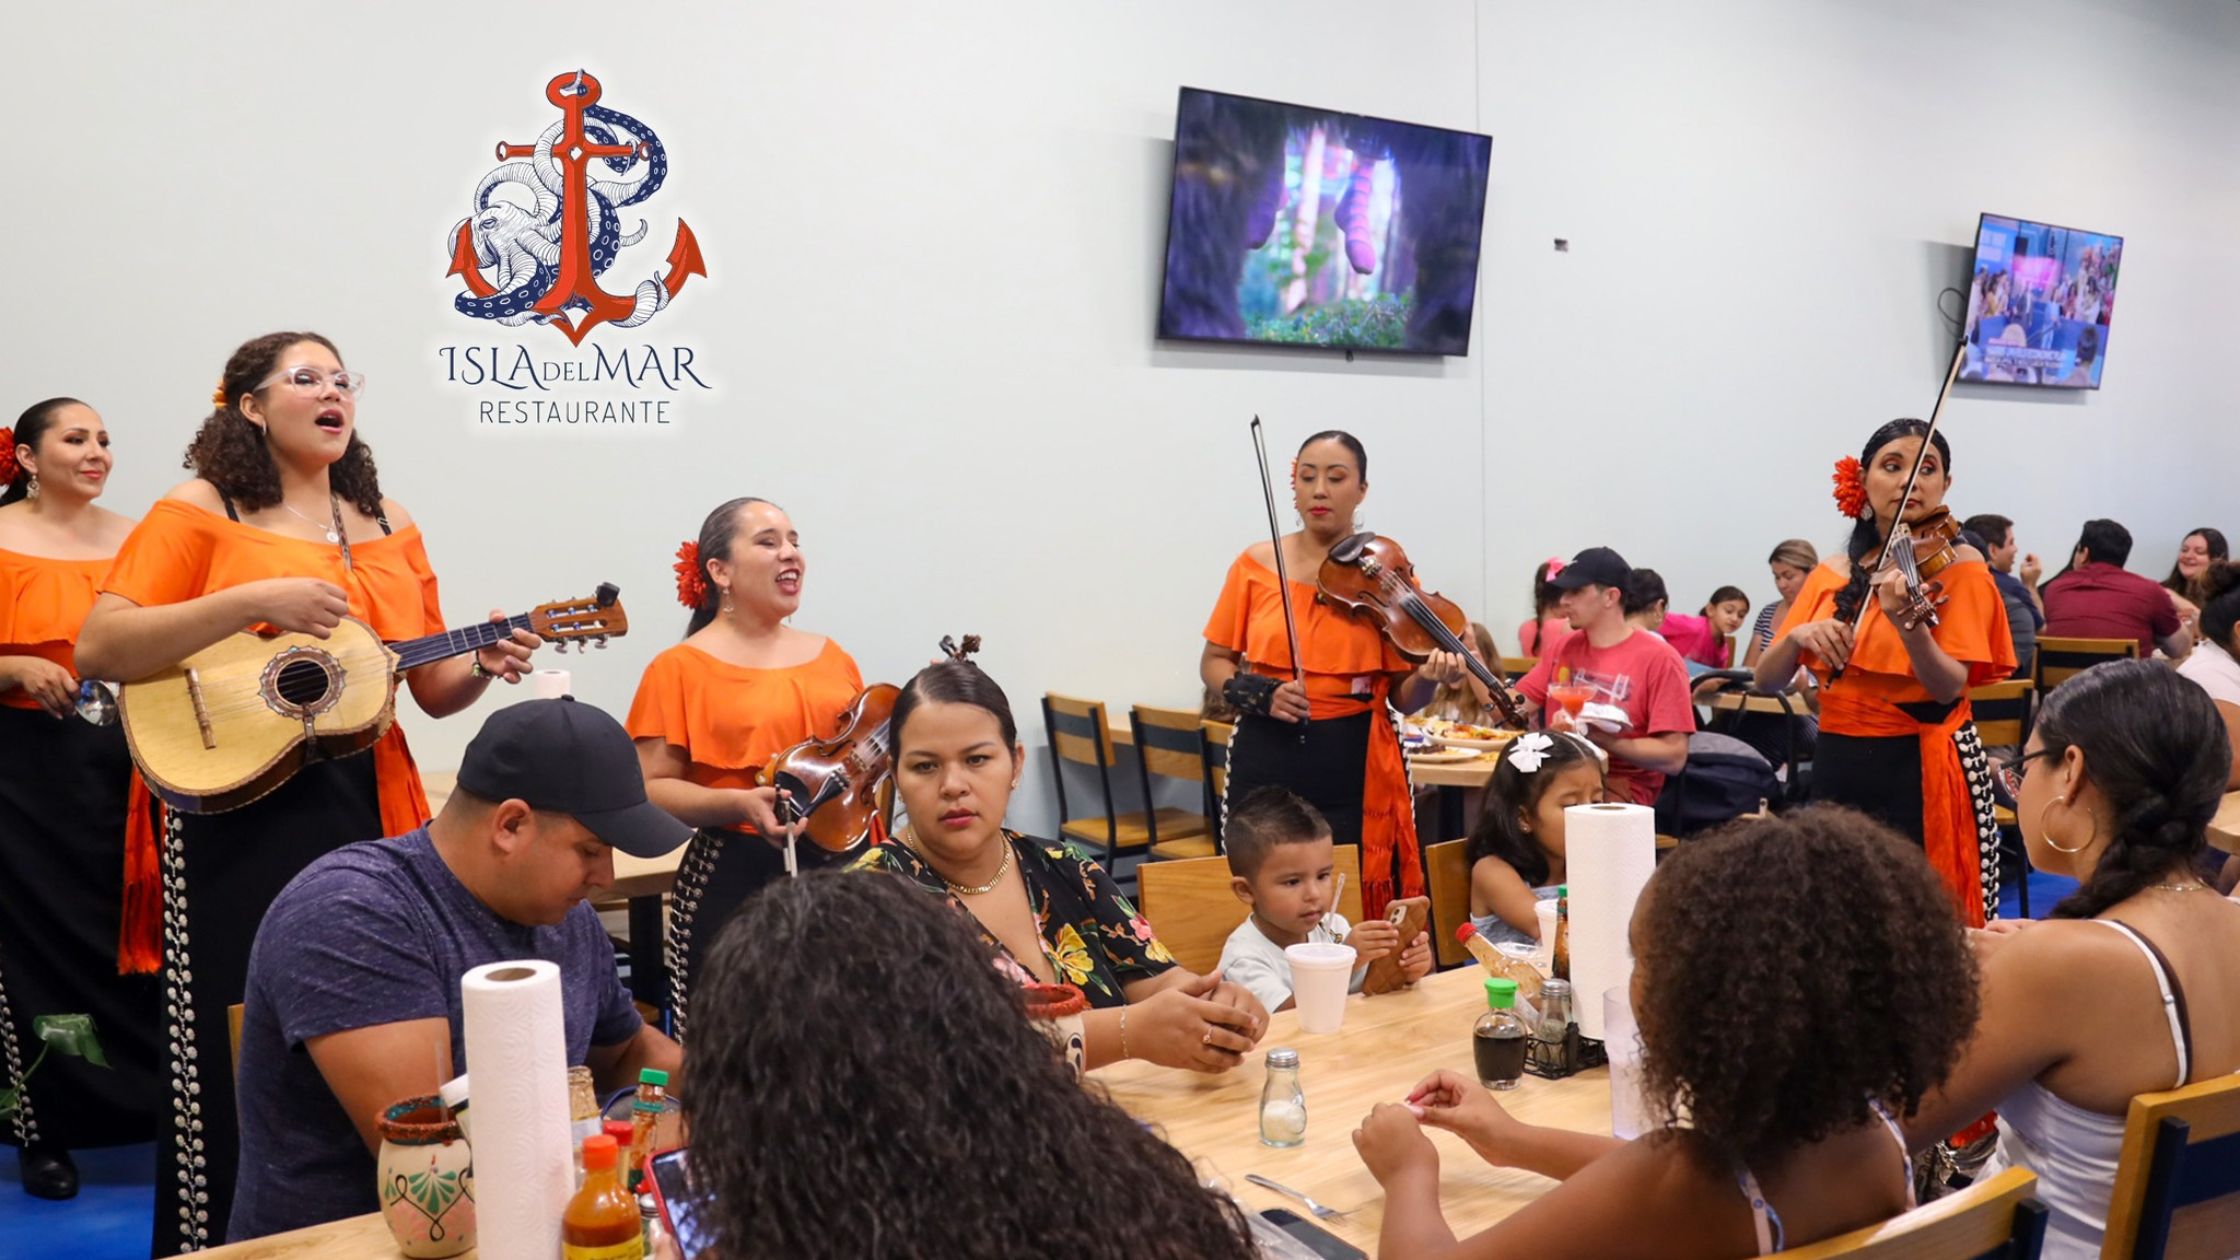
1022, 981, 1090, 1081
377, 1094, 476, 1258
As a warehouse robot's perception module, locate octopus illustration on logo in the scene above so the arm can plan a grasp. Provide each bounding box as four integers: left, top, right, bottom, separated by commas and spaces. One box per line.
446, 70, 706, 345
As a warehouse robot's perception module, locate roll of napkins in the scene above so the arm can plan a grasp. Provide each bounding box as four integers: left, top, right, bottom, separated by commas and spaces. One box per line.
1564, 802, 1657, 1039
528, 668, 571, 701
461, 960, 571, 1260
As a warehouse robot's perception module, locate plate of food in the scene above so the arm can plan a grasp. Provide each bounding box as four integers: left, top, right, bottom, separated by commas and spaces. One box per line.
1418, 717, 1520, 751
1405, 744, 1484, 764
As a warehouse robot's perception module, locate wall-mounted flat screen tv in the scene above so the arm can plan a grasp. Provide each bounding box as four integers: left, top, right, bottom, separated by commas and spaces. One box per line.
1156, 87, 1491, 356
1962, 213, 2123, 389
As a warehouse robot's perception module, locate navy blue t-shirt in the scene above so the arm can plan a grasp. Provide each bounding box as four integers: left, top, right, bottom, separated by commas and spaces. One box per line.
227, 827, 640, 1242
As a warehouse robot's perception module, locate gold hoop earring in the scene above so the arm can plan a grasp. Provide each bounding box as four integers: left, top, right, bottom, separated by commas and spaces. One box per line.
2037, 798, 2095, 855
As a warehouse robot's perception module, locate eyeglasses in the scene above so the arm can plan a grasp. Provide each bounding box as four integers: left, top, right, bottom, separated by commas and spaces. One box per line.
255, 366, 367, 398
1994, 747, 2058, 801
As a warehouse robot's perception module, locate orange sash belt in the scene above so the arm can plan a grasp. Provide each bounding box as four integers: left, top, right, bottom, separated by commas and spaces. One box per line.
1825, 692, 1984, 929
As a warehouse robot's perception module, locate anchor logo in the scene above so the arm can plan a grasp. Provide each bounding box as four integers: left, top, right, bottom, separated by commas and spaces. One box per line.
447, 71, 706, 345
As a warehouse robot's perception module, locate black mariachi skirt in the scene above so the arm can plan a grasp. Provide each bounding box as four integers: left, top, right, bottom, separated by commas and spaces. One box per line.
153, 754, 382, 1256
663, 825, 849, 1042
0, 704, 161, 1151
1222, 709, 1373, 851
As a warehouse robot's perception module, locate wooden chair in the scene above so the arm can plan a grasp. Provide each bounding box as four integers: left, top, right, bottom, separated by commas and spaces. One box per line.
1769, 1165, 2046, 1257
228, 1003, 245, 1082
1970, 679, 2035, 749
1042, 693, 1208, 873
1128, 705, 1218, 861
1201, 720, 1234, 848
1499, 656, 1536, 683
2034, 635, 2138, 691
2101, 1073, 2240, 1259
1138, 845, 1363, 976
1425, 839, 1471, 968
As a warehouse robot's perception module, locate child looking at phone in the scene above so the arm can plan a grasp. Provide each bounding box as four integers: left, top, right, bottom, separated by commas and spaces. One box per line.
1466, 732, 1606, 947
1218, 788, 1432, 1012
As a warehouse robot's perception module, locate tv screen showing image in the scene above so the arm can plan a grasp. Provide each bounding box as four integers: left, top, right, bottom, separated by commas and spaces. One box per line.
1962, 214, 2123, 389
1156, 87, 1492, 356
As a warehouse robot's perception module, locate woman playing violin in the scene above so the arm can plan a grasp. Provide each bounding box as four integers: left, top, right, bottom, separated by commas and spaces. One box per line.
627, 497, 877, 1039
1754, 419, 2014, 925
1200, 430, 1476, 918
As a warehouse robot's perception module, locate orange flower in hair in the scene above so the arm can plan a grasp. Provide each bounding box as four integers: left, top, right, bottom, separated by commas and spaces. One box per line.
211, 382, 229, 408
0, 428, 16, 486
673, 540, 709, 609
1831, 456, 1867, 518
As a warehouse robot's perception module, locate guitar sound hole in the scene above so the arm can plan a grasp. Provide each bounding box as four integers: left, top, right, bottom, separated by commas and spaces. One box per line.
275, 659, 333, 709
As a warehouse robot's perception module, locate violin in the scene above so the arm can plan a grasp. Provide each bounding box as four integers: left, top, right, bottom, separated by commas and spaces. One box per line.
1877, 505, 1964, 632
1315, 533, 1532, 728
761, 633, 980, 854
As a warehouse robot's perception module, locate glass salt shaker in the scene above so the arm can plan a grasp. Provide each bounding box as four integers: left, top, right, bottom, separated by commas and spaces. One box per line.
1259, 1048, 1306, 1147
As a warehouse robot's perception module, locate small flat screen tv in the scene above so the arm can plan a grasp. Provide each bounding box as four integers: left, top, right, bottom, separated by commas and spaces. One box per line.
1156, 87, 1492, 356
1962, 214, 2123, 389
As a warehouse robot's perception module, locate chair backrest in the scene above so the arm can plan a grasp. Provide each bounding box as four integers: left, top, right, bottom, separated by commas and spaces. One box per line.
2034, 635, 2138, 692
2102, 1073, 2240, 1260
1425, 838, 1471, 968
1130, 705, 1208, 786
1769, 1166, 2045, 1258
1500, 656, 1536, 683
1138, 845, 1364, 975
1043, 693, 1115, 768
228, 1002, 245, 1082
1967, 679, 2036, 748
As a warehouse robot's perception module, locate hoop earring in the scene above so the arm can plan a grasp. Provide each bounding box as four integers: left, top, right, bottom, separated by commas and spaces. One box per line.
2037, 798, 2095, 855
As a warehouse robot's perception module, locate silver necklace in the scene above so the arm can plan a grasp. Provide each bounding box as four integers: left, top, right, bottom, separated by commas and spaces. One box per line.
2150, 880, 2207, 894
278, 494, 341, 544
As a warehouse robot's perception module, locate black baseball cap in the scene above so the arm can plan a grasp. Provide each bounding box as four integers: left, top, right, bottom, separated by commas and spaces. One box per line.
1550, 547, 1632, 591
456, 698, 690, 858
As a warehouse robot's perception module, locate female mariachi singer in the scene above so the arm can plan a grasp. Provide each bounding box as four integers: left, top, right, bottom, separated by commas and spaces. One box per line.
0, 399, 156, 1202
627, 497, 875, 1039
73, 333, 540, 1255
1754, 419, 2014, 926
1200, 430, 1474, 918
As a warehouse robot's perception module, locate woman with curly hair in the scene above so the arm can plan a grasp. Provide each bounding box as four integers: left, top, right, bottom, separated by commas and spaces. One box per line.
1754, 419, 2013, 926
685, 869, 1259, 1260
1903, 660, 2239, 1259
1352, 807, 1981, 1257
854, 657, 1269, 1072
74, 332, 540, 1253
625, 496, 872, 1039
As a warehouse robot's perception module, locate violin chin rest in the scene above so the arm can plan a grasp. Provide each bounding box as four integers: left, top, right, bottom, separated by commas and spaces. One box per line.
1329, 532, 1374, 563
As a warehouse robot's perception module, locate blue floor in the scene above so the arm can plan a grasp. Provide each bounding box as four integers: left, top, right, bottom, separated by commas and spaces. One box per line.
0, 866, 2078, 1257
0, 1142, 154, 1258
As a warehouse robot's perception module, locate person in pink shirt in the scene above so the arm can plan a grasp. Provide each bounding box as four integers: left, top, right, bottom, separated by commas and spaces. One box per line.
1518, 548, 1696, 805
1515, 557, 1572, 660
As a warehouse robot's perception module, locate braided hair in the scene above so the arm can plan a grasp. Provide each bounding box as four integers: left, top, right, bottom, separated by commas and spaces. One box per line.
2036, 659, 2231, 920
1831, 419, 1952, 626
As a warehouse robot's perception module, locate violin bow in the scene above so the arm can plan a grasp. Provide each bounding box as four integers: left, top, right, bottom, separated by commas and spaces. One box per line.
1835, 340, 1968, 673
1249, 417, 1309, 739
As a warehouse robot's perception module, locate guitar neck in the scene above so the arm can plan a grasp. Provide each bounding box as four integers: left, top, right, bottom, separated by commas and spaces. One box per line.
391, 615, 535, 673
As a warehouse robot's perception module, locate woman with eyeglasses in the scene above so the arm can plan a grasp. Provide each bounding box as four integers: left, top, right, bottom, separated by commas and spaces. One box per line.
75, 331, 540, 1254
1903, 660, 2239, 1260
0, 398, 160, 1202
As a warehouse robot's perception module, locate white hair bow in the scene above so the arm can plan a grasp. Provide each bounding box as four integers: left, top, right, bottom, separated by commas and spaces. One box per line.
1507, 731, 1555, 773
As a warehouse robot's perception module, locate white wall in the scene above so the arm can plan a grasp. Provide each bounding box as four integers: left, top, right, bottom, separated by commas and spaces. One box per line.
8, 0, 2236, 835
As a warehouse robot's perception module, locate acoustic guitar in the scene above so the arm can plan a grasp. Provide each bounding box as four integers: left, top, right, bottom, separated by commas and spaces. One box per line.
120, 583, 628, 813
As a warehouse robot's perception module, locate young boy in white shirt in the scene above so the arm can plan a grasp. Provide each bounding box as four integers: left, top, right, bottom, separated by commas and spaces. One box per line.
1217, 787, 1432, 1012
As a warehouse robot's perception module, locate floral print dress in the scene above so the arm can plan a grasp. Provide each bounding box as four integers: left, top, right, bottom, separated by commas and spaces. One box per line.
853, 831, 1176, 1006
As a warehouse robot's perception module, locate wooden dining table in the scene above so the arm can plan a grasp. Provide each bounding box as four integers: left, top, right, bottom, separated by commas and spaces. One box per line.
179, 966, 1606, 1258
2208, 789, 2240, 856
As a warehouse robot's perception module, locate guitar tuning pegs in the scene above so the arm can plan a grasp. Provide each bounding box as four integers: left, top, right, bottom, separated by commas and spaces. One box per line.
593, 637, 609, 649
552, 641, 569, 655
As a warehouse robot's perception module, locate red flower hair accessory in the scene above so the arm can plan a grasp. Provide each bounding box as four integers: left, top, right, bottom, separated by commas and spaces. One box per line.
673, 540, 709, 609
1831, 456, 1867, 518
0, 428, 16, 487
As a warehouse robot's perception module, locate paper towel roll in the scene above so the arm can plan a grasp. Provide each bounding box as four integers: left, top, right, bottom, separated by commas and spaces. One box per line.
527, 668, 571, 701
1565, 802, 1657, 1039
462, 960, 572, 1260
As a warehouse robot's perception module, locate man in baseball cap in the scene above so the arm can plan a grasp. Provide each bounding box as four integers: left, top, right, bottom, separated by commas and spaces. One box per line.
1518, 546, 1696, 806
228, 699, 687, 1242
